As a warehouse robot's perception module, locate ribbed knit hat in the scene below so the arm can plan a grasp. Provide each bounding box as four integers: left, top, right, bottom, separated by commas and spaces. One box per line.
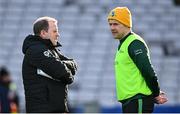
107, 7, 132, 28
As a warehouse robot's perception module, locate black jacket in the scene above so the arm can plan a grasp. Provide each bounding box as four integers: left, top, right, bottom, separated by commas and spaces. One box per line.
22, 35, 77, 112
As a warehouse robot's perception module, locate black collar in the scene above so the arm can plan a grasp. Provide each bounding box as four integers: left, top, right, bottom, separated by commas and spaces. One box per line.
119, 32, 132, 44
118, 32, 133, 50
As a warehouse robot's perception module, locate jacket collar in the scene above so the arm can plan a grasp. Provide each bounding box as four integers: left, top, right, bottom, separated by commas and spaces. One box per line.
117, 32, 133, 50
119, 32, 132, 44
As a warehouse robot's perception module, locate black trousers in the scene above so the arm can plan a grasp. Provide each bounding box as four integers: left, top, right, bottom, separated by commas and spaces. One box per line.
122, 95, 154, 113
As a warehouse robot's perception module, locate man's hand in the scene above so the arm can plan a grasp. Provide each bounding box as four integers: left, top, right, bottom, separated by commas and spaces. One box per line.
154, 91, 168, 104
63, 60, 78, 75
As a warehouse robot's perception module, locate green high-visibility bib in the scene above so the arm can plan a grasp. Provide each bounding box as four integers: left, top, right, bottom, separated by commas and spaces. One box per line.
114, 33, 152, 101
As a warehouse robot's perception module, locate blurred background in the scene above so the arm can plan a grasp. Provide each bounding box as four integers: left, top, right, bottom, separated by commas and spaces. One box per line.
0, 0, 180, 113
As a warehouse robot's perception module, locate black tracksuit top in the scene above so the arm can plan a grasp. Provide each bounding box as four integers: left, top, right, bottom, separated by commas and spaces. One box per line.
22, 35, 76, 113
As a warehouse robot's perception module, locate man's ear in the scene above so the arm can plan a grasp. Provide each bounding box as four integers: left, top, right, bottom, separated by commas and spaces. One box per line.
40, 30, 47, 38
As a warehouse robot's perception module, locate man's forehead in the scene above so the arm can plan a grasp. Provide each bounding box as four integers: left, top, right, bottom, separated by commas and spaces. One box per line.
48, 20, 57, 24
108, 19, 120, 23
48, 21, 58, 27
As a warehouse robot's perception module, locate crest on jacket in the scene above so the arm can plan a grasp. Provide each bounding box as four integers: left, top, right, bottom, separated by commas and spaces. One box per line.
43, 50, 51, 57
43, 50, 56, 58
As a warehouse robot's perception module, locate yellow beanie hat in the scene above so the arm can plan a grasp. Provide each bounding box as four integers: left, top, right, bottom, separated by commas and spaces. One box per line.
107, 7, 132, 28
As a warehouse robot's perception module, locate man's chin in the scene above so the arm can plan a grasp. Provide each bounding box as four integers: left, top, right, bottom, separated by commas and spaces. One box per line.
114, 36, 120, 39
52, 42, 58, 46
53, 40, 58, 45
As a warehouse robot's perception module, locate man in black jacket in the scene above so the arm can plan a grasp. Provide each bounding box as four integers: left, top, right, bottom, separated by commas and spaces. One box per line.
22, 16, 77, 113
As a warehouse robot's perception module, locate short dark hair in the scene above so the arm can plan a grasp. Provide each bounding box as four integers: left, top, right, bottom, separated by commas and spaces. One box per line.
33, 16, 57, 35
33, 19, 49, 35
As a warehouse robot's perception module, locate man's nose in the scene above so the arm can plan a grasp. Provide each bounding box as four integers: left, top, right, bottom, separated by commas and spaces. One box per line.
111, 25, 115, 30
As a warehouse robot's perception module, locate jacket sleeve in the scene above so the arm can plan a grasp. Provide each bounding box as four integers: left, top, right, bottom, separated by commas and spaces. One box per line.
128, 40, 160, 97
25, 45, 73, 83
55, 49, 78, 75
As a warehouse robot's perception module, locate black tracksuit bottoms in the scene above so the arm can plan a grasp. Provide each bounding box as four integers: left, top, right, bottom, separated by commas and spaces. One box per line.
122, 95, 154, 113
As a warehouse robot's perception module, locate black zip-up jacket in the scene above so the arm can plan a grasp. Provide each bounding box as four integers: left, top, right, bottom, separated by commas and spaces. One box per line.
22, 35, 77, 113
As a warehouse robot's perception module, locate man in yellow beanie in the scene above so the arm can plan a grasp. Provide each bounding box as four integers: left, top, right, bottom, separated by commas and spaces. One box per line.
107, 7, 168, 113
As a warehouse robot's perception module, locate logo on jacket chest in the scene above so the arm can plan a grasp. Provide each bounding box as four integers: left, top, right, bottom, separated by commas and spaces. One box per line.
43, 50, 51, 57
43, 50, 56, 58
